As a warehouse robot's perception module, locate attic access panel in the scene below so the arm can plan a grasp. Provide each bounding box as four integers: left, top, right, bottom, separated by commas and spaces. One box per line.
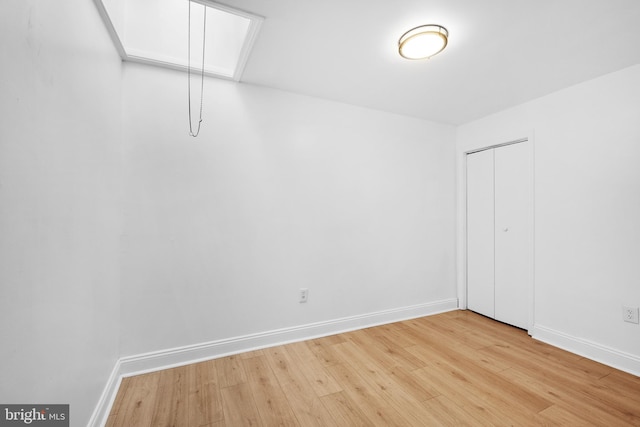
123, 0, 263, 81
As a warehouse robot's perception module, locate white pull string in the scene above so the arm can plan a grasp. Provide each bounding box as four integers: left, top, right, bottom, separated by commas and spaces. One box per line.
188, 0, 207, 137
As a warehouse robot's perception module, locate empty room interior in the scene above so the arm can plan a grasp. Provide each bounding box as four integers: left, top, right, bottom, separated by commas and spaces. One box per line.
2, 0, 640, 425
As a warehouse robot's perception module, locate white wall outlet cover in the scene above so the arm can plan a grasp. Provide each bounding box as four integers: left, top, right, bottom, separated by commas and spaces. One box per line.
622, 306, 639, 324
299, 288, 309, 303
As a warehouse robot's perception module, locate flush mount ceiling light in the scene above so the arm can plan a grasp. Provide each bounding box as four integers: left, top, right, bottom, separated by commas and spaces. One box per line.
398, 24, 449, 60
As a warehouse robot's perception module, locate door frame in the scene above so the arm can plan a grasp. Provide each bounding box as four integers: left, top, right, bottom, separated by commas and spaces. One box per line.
458, 135, 535, 334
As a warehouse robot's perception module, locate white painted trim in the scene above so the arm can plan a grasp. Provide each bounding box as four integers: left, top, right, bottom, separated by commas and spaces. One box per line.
89, 299, 457, 426
466, 137, 528, 154
92, 0, 126, 59
124, 52, 236, 81
87, 359, 123, 427
532, 324, 640, 377
527, 131, 536, 332
191, 0, 264, 82
230, 10, 263, 81
118, 299, 458, 377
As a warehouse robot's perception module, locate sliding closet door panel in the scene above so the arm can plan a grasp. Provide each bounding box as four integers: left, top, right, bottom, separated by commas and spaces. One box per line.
494, 142, 530, 329
466, 149, 495, 318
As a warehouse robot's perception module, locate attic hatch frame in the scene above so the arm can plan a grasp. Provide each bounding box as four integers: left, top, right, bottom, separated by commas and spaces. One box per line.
93, 0, 264, 82
188, 0, 264, 81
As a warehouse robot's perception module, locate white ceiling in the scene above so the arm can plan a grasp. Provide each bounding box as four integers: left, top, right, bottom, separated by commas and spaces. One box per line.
224, 0, 640, 125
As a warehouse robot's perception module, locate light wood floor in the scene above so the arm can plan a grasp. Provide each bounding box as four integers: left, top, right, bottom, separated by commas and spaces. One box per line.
106, 310, 640, 426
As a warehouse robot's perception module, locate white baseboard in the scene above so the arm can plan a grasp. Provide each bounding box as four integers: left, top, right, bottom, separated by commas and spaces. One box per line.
87, 359, 122, 427
532, 324, 640, 377
117, 299, 458, 377
89, 298, 458, 427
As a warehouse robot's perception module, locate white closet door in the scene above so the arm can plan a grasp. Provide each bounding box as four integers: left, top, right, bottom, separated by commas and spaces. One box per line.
494, 142, 530, 329
466, 149, 495, 319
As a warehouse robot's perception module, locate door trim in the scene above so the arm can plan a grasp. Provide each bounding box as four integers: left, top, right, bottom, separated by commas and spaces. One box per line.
466, 137, 528, 155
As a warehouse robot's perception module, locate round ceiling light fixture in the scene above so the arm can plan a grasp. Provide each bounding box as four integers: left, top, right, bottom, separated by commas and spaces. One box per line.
398, 24, 449, 60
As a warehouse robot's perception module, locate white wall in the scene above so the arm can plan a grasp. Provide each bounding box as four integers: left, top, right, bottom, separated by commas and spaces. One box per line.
457, 65, 640, 370
0, 1, 123, 425
120, 63, 457, 356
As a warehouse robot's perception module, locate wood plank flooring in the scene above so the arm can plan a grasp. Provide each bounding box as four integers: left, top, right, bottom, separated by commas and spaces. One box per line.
106, 310, 640, 426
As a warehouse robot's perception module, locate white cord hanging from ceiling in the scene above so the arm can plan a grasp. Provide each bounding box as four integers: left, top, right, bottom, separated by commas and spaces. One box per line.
188, 0, 207, 137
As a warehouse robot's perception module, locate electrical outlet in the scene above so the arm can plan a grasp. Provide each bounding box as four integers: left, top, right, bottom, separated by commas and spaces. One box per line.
299, 288, 309, 303
622, 306, 639, 324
